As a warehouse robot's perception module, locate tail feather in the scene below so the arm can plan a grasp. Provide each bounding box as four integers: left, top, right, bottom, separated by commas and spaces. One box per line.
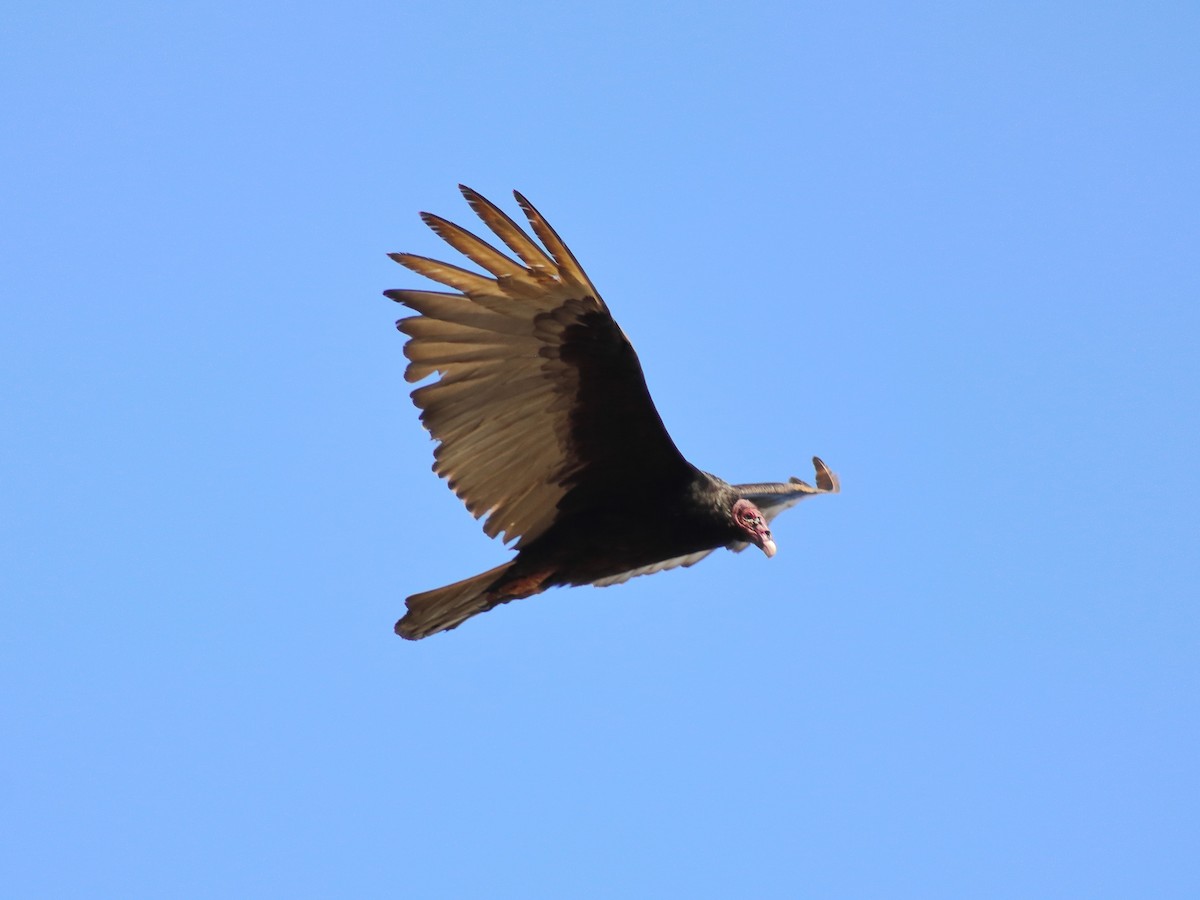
396, 562, 516, 640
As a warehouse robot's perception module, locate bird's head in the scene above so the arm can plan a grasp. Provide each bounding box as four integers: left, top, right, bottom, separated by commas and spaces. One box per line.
732, 498, 776, 558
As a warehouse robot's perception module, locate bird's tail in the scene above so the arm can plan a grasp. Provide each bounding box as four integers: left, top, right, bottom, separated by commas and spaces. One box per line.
395, 562, 518, 640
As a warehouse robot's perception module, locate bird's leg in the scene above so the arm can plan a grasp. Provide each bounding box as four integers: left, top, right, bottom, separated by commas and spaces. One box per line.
493, 566, 557, 602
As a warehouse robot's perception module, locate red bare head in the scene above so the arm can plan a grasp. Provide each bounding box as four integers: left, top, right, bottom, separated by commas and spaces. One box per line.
732, 498, 776, 558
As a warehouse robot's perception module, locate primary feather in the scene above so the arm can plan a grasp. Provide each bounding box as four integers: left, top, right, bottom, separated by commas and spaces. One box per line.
388, 187, 838, 640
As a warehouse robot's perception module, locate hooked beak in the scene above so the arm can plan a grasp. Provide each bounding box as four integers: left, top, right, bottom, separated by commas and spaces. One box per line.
757, 533, 777, 558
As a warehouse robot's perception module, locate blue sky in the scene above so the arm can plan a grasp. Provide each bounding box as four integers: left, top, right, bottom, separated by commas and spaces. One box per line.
3, 1, 1198, 896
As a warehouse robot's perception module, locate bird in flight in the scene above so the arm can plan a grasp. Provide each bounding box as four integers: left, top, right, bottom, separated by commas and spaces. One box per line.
387, 187, 838, 639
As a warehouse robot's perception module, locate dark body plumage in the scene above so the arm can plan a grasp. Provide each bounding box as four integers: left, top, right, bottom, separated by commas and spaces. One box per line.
387, 187, 838, 639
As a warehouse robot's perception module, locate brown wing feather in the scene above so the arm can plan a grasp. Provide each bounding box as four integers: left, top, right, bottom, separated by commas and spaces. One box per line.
590, 549, 717, 587
388, 187, 693, 548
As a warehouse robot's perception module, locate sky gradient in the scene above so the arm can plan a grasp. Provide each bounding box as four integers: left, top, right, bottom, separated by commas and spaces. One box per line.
4, 2, 1198, 897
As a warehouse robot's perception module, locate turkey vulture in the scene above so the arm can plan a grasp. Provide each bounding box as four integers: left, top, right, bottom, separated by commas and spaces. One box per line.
387, 187, 838, 640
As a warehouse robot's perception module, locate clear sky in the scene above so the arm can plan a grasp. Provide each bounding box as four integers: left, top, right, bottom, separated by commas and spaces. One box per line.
3, 2, 1198, 897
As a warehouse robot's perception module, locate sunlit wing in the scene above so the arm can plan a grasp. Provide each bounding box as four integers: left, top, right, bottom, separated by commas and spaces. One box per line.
387, 187, 693, 548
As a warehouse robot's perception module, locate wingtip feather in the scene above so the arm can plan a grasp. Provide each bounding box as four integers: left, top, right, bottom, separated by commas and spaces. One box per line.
812, 456, 840, 493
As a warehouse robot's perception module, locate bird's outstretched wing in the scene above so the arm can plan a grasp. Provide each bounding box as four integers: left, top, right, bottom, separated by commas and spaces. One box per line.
387, 187, 694, 548
734, 457, 840, 522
